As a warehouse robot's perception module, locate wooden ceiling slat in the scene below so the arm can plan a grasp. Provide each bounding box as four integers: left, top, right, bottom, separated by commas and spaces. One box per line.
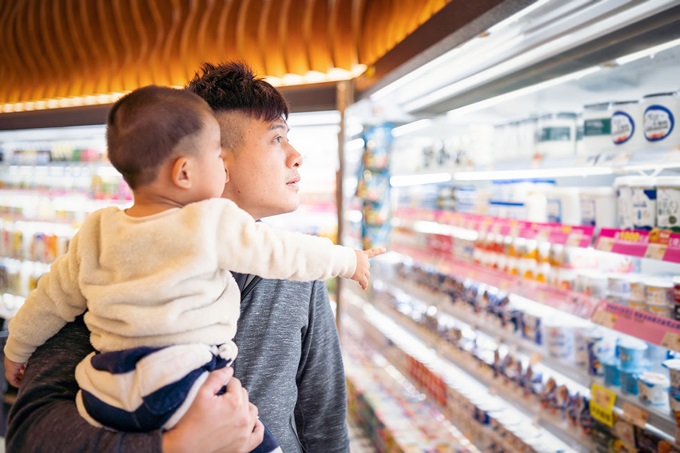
40, 0, 63, 99
0, 0, 452, 106
166, 0, 184, 87
178, 0, 203, 84
194, 0, 218, 76
305, 0, 332, 74
214, 0, 238, 67
129, 1, 153, 87
76, 0, 101, 96
13, 1, 39, 102
147, 0, 169, 87
357, 0, 379, 65
282, 0, 310, 75
330, 0, 356, 70
0, 2, 23, 103
259, 0, 286, 77
0, 2, 13, 103
112, 0, 137, 92
236, 0, 267, 76
51, 0, 71, 99
65, 0, 90, 98
95, 0, 122, 94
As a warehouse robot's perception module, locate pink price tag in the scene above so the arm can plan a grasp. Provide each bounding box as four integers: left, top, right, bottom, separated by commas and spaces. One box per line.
599, 229, 650, 257
663, 235, 680, 263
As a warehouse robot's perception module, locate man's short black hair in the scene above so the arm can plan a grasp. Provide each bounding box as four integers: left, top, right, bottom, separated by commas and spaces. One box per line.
186, 61, 289, 122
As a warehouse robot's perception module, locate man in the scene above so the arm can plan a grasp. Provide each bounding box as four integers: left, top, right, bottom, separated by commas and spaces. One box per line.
187, 61, 350, 452
6, 62, 349, 453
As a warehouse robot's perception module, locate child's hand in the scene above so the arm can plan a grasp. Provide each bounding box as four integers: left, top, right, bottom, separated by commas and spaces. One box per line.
352, 247, 387, 290
4, 357, 26, 387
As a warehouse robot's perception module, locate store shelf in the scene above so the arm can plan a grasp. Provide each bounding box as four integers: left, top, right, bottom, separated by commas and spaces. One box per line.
343, 288, 585, 452
395, 207, 680, 266
373, 269, 680, 442
343, 321, 478, 452
389, 243, 601, 320
396, 208, 596, 248
384, 276, 593, 389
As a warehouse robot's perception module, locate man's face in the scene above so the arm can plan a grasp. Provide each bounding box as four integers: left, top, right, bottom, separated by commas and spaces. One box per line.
220, 115, 303, 220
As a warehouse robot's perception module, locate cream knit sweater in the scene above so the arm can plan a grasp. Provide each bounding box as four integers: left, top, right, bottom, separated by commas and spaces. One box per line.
5, 198, 356, 364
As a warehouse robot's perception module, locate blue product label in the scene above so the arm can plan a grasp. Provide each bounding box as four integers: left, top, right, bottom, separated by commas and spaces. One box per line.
644, 105, 675, 142
612, 111, 635, 145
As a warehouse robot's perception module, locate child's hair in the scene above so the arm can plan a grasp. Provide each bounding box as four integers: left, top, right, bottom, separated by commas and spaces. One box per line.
106, 85, 214, 190
186, 61, 289, 122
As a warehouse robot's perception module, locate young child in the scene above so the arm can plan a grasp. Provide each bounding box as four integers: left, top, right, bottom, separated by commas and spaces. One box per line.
3, 85, 383, 451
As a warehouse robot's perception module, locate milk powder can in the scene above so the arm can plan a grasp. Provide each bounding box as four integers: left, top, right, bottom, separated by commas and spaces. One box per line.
611, 100, 644, 151
642, 91, 680, 149
656, 176, 680, 232
582, 102, 612, 155
628, 176, 657, 230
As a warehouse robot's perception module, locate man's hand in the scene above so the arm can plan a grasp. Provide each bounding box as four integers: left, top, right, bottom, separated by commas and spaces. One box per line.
351, 247, 386, 290
162, 367, 264, 453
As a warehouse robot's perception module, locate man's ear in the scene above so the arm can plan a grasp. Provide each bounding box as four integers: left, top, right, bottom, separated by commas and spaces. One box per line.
171, 157, 192, 189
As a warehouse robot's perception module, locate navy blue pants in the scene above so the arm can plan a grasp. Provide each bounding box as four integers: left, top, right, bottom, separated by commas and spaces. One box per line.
76, 345, 280, 453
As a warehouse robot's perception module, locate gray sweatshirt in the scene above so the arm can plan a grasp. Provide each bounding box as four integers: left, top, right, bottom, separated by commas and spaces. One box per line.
6, 276, 350, 453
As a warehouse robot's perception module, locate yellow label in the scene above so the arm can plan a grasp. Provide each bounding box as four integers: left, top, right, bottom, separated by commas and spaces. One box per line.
618, 231, 641, 243
590, 384, 616, 427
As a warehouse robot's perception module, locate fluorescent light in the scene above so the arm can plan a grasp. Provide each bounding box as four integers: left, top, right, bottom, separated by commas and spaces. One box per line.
390, 172, 452, 187
412, 220, 479, 242
454, 166, 613, 181
287, 110, 341, 127
486, 0, 553, 34
621, 161, 680, 173
615, 37, 680, 65
447, 66, 601, 119
391, 119, 432, 137
346, 138, 365, 151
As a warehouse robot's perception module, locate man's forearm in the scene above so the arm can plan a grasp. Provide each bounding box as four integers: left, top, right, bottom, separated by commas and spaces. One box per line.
6, 316, 163, 453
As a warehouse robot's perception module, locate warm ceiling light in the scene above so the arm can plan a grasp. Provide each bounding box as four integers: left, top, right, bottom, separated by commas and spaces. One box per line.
327, 68, 350, 80
282, 73, 305, 85
304, 71, 327, 83
350, 64, 368, 77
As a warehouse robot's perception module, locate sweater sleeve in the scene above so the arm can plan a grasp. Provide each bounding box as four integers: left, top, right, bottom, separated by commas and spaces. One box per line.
4, 231, 88, 364
5, 316, 164, 453
211, 200, 357, 281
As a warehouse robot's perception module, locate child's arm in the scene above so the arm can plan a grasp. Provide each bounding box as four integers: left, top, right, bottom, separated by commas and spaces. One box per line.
209, 199, 384, 283
4, 232, 88, 368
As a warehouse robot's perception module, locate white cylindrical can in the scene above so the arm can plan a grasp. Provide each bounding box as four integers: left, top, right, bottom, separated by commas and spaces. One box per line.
642, 91, 680, 149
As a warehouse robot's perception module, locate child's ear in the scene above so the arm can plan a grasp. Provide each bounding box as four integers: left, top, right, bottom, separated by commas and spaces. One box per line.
171, 157, 192, 189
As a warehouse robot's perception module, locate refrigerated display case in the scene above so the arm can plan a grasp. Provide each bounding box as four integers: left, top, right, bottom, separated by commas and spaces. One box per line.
340, 1, 680, 451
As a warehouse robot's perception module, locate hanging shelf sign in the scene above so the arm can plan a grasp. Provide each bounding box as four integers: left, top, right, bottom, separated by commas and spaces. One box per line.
591, 300, 680, 352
